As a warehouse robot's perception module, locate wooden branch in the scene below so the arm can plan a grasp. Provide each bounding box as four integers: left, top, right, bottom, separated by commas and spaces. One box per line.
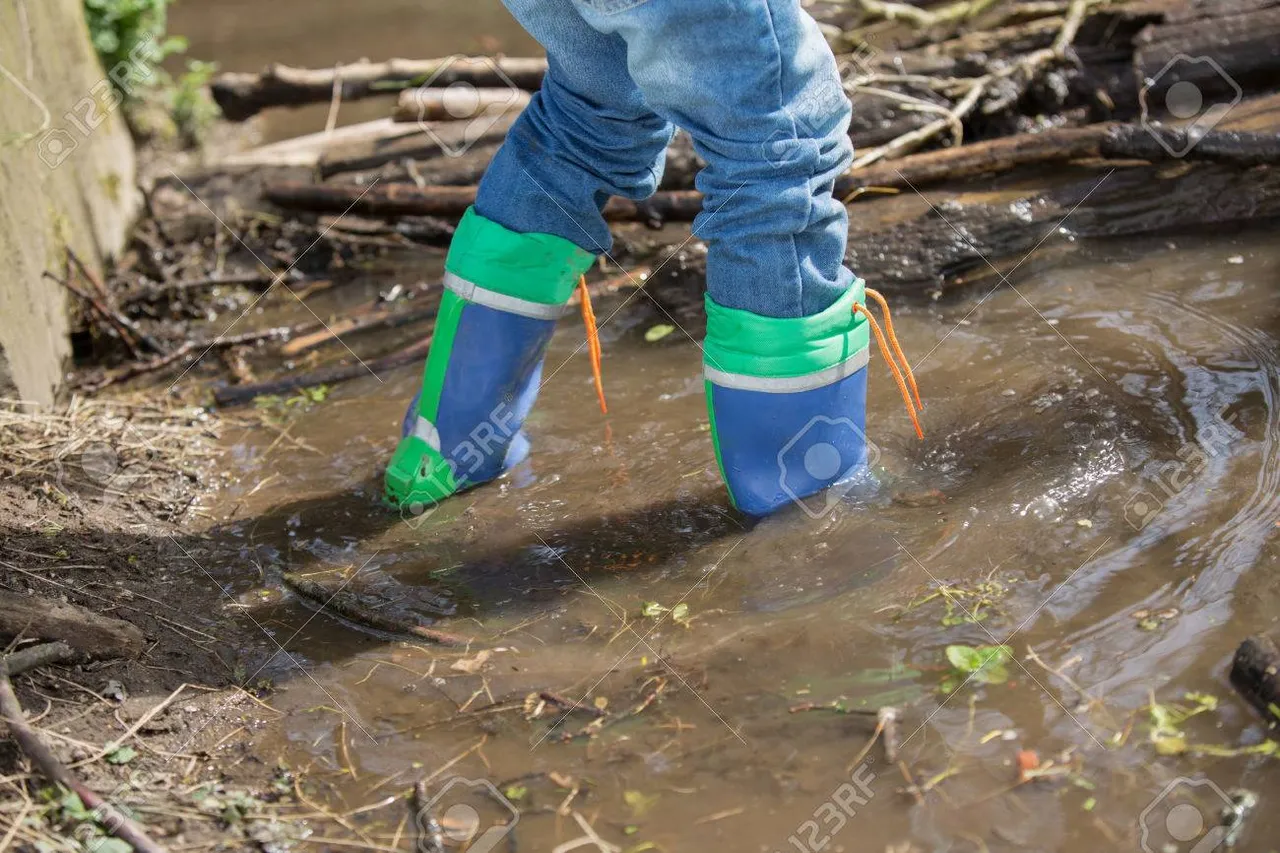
0, 656, 169, 853
393, 87, 531, 123
278, 302, 439, 357
5, 642, 74, 677
211, 57, 548, 121
281, 573, 471, 647
65, 250, 163, 356
316, 112, 518, 178
0, 595, 144, 660
212, 335, 434, 406
79, 325, 310, 394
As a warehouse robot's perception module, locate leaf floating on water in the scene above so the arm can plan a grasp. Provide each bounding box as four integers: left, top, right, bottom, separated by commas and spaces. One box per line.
450, 649, 493, 674
624, 789, 660, 818
944, 644, 1012, 688
644, 324, 676, 343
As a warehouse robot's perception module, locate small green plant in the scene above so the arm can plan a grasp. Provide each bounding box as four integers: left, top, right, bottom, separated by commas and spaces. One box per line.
83, 0, 187, 99
164, 59, 221, 144
939, 644, 1012, 693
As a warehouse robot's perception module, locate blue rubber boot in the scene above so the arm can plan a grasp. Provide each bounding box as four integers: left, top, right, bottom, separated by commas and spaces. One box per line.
704, 282, 872, 518
385, 208, 594, 511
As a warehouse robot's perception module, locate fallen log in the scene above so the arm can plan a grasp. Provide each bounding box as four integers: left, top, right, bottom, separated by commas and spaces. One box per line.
266, 123, 1280, 221
0, 594, 144, 660
281, 572, 471, 646
1229, 634, 1280, 721
212, 57, 548, 121
1135, 0, 1280, 102
392, 87, 531, 123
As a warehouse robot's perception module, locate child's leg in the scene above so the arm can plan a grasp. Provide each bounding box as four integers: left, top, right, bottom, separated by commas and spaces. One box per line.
568, 0, 869, 516
385, 1, 673, 513
475, 14, 675, 253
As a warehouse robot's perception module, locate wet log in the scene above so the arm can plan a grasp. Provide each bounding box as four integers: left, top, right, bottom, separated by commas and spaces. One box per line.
266, 123, 1280, 222
641, 157, 1280, 322
263, 181, 708, 222
392, 87, 531, 123
0, 594, 144, 659
211, 57, 548, 121
1229, 634, 1280, 720
1134, 0, 1280, 103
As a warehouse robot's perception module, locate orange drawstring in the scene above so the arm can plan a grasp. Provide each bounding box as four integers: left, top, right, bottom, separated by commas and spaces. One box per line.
579, 275, 607, 414
864, 287, 922, 411
854, 294, 924, 440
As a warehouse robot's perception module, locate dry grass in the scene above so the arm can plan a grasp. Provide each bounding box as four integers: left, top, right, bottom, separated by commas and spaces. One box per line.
0, 395, 219, 524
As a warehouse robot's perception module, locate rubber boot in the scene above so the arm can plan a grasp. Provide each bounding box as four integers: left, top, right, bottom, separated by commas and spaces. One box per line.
704, 281, 871, 517
385, 207, 594, 510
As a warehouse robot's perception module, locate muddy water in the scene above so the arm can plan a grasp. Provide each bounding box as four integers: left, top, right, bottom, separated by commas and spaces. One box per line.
198, 221, 1280, 853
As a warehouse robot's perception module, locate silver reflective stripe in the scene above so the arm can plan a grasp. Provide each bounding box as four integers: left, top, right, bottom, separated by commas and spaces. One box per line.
410, 417, 442, 451
444, 271, 567, 320
704, 348, 870, 393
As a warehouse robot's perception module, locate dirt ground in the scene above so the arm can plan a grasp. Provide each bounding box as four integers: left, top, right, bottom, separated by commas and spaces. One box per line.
0, 398, 320, 852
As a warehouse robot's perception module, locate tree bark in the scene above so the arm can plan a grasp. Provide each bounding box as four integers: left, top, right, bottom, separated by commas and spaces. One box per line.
1230, 634, 1280, 720
0, 595, 144, 660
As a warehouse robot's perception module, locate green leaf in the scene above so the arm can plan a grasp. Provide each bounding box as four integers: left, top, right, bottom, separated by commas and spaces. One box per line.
640, 601, 667, 618
504, 785, 528, 801
644, 324, 676, 343
105, 745, 137, 765
670, 603, 690, 623
623, 789, 659, 818
945, 645, 985, 673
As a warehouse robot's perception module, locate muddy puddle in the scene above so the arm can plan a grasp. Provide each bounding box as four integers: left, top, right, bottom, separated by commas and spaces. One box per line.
190, 219, 1280, 853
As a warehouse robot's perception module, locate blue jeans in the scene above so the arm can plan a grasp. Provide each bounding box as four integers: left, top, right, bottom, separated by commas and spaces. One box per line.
475, 0, 855, 319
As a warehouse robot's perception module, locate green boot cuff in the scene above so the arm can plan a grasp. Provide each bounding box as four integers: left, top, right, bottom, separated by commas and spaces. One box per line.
703, 280, 869, 379
445, 207, 596, 305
